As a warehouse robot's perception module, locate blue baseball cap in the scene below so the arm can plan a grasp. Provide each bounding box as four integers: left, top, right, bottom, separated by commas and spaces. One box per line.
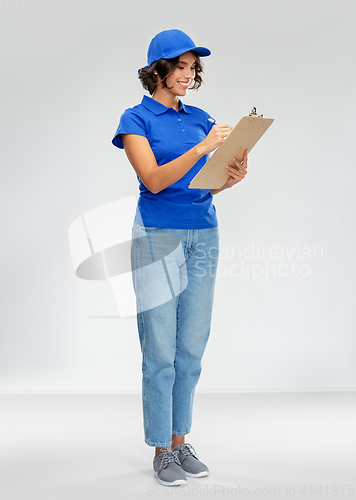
139, 29, 211, 73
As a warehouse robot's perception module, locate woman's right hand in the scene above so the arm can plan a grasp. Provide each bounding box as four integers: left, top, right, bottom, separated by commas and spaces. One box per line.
198, 124, 233, 156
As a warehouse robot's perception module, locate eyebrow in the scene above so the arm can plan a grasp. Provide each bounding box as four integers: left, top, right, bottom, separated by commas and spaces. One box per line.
178, 60, 197, 66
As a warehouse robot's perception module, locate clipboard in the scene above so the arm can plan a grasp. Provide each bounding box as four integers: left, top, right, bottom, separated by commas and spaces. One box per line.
189, 108, 274, 189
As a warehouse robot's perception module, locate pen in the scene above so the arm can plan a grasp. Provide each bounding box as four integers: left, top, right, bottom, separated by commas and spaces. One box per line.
208, 118, 216, 124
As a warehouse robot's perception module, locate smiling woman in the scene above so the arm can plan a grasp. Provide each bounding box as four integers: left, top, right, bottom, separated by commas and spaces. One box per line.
111, 28, 248, 487
138, 51, 204, 96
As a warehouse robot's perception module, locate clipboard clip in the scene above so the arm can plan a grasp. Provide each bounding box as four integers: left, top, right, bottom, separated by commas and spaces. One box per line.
249, 107, 263, 118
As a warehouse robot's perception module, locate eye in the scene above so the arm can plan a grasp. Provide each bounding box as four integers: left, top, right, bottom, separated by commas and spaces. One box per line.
177, 66, 184, 69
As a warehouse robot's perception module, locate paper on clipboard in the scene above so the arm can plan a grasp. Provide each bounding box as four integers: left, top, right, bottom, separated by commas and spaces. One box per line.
189, 108, 274, 189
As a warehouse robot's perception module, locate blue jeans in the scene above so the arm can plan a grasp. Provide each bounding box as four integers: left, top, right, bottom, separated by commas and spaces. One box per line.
131, 222, 219, 447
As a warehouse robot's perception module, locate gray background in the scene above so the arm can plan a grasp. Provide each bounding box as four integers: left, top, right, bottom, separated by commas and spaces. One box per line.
1, 0, 355, 393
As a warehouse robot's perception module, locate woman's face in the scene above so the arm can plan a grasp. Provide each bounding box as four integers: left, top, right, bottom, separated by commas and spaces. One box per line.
162, 51, 197, 97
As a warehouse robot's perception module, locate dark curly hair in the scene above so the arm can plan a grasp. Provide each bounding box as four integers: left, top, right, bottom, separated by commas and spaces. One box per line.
138, 51, 204, 95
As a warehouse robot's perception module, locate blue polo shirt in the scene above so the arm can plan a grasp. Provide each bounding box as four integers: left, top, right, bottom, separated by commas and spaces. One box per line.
112, 95, 218, 229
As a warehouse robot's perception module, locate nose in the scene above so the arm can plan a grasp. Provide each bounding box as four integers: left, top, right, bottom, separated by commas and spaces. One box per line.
185, 67, 195, 79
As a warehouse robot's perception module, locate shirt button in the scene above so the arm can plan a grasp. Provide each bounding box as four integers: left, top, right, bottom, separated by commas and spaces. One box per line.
182, 129, 185, 132
178, 118, 182, 122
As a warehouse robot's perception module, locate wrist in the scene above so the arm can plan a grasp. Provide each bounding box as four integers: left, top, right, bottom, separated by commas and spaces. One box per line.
194, 143, 207, 159
212, 183, 228, 195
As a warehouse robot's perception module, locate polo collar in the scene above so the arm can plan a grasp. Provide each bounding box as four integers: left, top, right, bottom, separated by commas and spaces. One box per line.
141, 95, 190, 115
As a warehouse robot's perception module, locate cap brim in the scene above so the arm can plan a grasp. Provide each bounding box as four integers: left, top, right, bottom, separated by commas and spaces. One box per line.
191, 46, 211, 57
163, 46, 211, 59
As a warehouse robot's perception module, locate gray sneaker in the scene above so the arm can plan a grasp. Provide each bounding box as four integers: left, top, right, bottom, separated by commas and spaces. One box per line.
153, 447, 187, 486
172, 443, 209, 477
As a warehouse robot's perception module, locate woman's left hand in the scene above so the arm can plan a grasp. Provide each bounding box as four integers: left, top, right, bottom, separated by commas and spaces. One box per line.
224, 149, 248, 188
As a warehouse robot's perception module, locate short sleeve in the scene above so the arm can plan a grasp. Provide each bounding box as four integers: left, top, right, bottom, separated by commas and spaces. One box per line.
112, 109, 147, 149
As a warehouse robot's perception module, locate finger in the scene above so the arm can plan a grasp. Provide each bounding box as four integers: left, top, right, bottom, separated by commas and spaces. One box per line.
218, 131, 233, 141
215, 124, 233, 132
232, 158, 247, 172
218, 129, 233, 138
239, 155, 247, 169
216, 123, 233, 129
226, 166, 246, 178
237, 167, 248, 175
231, 163, 247, 175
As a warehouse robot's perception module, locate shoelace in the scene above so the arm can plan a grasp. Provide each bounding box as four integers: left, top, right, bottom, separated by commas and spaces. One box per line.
157, 447, 181, 473
174, 442, 198, 460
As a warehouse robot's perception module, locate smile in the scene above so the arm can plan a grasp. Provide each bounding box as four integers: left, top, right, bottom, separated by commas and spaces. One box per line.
177, 81, 190, 89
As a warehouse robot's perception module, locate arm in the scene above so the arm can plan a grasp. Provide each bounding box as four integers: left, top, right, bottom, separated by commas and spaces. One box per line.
121, 124, 232, 194
211, 185, 228, 195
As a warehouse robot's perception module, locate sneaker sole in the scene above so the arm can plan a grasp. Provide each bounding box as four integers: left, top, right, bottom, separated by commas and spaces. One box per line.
184, 470, 209, 478
154, 470, 187, 486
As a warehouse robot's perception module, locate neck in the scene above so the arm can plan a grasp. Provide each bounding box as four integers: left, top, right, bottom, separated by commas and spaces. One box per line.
152, 89, 180, 111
